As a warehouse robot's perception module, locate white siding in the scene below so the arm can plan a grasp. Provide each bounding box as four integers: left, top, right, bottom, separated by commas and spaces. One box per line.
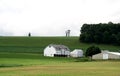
65, 51, 70, 55
70, 49, 83, 57
92, 53, 104, 59
103, 53, 108, 59
44, 46, 56, 57
56, 50, 61, 55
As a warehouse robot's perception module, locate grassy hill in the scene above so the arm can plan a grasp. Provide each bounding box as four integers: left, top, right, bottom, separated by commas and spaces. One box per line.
0, 36, 120, 53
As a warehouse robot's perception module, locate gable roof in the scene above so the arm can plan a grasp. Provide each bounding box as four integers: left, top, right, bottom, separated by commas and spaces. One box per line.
108, 52, 120, 56
48, 44, 70, 51
99, 51, 120, 56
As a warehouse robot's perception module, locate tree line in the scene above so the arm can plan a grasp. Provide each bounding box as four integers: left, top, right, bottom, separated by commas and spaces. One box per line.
79, 22, 120, 45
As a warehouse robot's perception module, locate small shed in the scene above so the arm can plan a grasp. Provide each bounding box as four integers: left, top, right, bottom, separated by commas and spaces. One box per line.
70, 49, 83, 57
44, 44, 70, 57
92, 51, 120, 60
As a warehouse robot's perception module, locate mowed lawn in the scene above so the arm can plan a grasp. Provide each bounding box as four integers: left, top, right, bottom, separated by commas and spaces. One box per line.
0, 53, 120, 76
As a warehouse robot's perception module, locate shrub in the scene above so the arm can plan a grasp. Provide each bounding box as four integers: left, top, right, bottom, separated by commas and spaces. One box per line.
85, 46, 101, 60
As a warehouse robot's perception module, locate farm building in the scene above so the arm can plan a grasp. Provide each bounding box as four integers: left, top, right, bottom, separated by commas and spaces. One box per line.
92, 51, 120, 59
70, 49, 83, 57
44, 44, 70, 57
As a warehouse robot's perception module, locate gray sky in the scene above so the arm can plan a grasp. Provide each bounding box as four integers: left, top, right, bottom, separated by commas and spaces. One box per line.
0, 0, 120, 36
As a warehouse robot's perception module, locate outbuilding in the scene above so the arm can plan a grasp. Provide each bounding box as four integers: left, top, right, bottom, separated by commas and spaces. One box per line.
44, 44, 70, 57
70, 49, 83, 57
92, 51, 120, 60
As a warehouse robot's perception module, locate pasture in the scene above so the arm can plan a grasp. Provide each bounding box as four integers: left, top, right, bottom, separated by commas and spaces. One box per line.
0, 37, 120, 53
0, 37, 120, 76
0, 53, 120, 76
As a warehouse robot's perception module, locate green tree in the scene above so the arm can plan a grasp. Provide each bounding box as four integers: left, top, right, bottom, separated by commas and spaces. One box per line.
85, 46, 101, 60
110, 34, 117, 44
103, 31, 110, 43
94, 35, 101, 43
80, 22, 120, 45
116, 32, 120, 44
79, 33, 86, 42
108, 21, 113, 25
28, 33, 31, 37
84, 34, 93, 43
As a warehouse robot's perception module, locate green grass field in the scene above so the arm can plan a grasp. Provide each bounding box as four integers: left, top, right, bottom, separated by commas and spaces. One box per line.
0, 37, 120, 53
0, 53, 120, 76
0, 37, 120, 76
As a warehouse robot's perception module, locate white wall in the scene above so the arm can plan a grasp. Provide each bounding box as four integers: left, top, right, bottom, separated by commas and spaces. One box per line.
70, 49, 83, 57
103, 53, 108, 59
44, 46, 56, 57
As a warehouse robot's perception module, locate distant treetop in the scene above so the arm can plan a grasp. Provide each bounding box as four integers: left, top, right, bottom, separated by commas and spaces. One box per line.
79, 22, 120, 45
28, 32, 31, 37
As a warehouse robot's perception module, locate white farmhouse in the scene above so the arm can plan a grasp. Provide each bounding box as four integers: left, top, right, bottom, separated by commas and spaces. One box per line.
70, 49, 83, 57
92, 51, 120, 60
44, 44, 70, 57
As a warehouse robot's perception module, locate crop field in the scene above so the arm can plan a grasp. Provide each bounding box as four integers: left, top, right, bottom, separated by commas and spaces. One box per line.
0, 37, 120, 76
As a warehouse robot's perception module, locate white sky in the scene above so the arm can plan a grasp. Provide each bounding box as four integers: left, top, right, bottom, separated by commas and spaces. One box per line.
0, 0, 120, 36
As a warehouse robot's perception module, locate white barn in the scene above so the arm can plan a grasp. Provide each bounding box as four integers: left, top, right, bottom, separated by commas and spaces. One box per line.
92, 51, 120, 60
70, 49, 83, 57
44, 44, 70, 57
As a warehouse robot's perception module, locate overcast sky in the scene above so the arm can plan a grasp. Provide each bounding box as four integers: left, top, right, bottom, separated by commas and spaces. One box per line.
0, 0, 120, 36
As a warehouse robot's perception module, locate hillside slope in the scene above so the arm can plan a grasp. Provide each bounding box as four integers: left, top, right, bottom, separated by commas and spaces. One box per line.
0, 37, 120, 53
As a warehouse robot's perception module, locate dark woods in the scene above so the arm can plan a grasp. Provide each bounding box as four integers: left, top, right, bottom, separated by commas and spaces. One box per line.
79, 22, 120, 45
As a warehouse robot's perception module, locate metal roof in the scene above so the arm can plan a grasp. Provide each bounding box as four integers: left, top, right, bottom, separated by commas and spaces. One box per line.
49, 44, 70, 51
108, 52, 120, 56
